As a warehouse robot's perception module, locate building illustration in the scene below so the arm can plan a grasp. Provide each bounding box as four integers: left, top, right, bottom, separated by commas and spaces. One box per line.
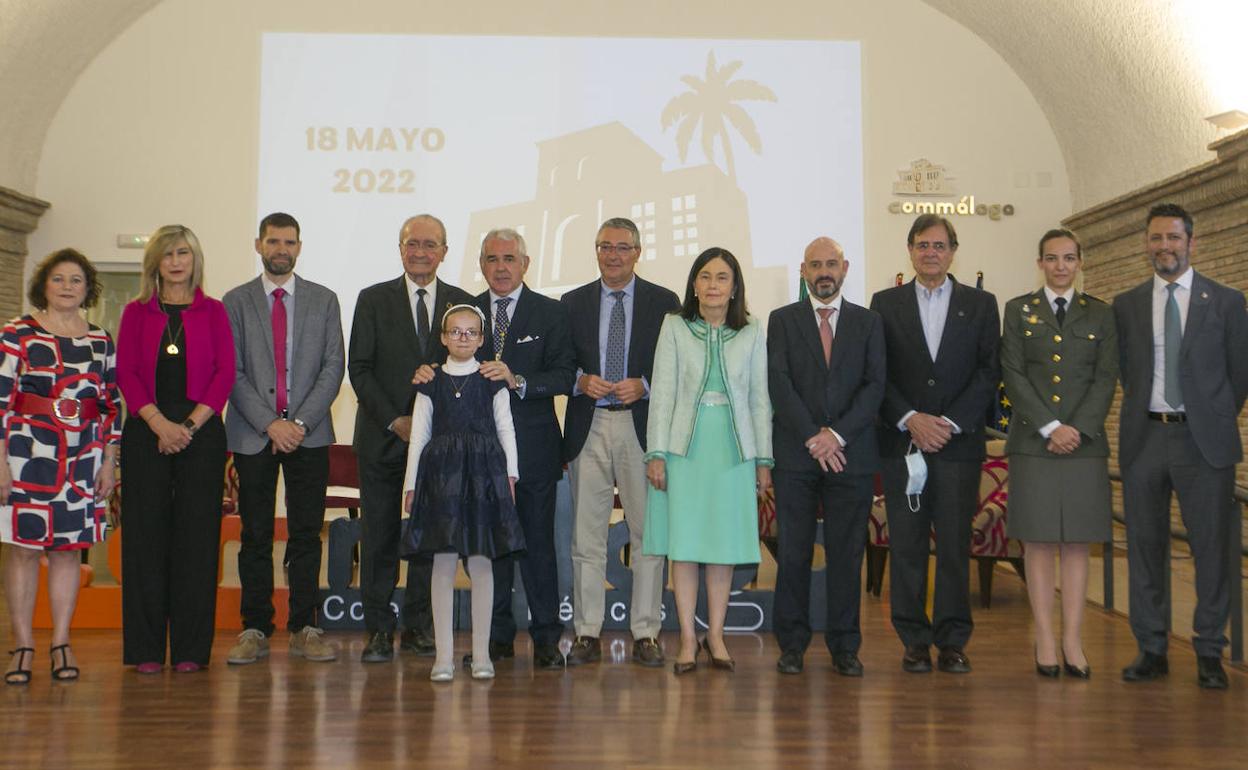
892, 158, 956, 195
457, 121, 786, 310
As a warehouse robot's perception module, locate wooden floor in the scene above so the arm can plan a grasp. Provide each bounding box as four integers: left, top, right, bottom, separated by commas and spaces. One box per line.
2, 570, 1246, 770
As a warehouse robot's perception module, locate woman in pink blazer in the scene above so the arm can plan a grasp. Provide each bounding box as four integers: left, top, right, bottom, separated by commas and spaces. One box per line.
116, 224, 234, 673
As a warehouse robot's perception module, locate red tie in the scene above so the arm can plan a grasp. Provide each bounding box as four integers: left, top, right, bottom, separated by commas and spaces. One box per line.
272, 287, 288, 415
817, 307, 835, 365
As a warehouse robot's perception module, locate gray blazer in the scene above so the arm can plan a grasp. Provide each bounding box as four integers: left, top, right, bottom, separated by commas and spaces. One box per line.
1113, 270, 1248, 470
223, 274, 345, 454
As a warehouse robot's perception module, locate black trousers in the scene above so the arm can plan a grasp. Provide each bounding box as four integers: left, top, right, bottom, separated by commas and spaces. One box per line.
773, 469, 873, 656
120, 416, 226, 666
233, 443, 330, 634
880, 455, 980, 650
1123, 420, 1234, 658
358, 451, 431, 635
491, 477, 564, 648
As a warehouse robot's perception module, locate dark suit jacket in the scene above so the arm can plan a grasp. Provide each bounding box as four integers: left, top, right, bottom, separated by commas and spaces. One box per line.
1113, 270, 1248, 470
768, 298, 886, 475
560, 275, 681, 463
870, 277, 1000, 462
349, 276, 473, 464
475, 284, 576, 483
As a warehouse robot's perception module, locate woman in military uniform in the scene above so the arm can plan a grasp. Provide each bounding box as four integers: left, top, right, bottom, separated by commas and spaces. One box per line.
1001, 228, 1118, 679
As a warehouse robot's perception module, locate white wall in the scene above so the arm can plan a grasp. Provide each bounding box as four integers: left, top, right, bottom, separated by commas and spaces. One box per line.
28, 0, 1070, 439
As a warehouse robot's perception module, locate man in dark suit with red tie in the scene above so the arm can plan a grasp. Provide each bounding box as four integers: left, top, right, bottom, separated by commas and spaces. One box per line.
870, 215, 1000, 675
769, 237, 886, 676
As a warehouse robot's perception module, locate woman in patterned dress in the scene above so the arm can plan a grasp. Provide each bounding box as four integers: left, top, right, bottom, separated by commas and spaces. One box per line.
1, 249, 121, 684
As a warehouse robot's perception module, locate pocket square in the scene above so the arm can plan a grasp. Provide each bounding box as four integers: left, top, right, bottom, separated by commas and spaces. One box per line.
517, 335, 539, 343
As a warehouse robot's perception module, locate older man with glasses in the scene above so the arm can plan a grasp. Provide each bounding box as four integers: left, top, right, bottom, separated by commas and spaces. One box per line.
560, 218, 681, 667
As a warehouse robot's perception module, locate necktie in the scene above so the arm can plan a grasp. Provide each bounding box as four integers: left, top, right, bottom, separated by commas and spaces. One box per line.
604, 290, 627, 403
493, 297, 512, 358
816, 307, 835, 365
415, 288, 430, 349
1054, 296, 1067, 327
1164, 283, 1183, 410
272, 287, 288, 415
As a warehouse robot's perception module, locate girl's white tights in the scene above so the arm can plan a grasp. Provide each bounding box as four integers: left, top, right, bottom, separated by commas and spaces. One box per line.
431, 552, 494, 669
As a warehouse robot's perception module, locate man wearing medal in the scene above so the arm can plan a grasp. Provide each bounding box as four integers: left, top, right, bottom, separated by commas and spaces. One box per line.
223, 212, 345, 665
469, 228, 576, 670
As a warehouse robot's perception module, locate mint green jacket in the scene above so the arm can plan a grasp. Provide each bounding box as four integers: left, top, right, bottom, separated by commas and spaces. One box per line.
644, 314, 774, 466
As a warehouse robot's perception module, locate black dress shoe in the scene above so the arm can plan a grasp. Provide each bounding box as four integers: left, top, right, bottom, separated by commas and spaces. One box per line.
360, 631, 394, 663
566, 636, 601, 666
631, 637, 666, 668
1062, 657, 1090, 679
1121, 651, 1168, 682
832, 652, 864, 677
901, 644, 932, 673
533, 645, 565, 670
399, 629, 436, 657
1197, 656, 1228, 690
937, 646, 971, 674
461, 641, 516, 668
776, 650, 804, 675
1036, 660, 1061, 678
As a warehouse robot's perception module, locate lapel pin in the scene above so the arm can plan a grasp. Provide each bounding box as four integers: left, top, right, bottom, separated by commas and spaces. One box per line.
958, 310, 965, 317
1029, 314, 1038, 324
1201, 291, 1209, 299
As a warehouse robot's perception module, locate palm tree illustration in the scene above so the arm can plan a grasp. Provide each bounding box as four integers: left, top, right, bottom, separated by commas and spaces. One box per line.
660, 51, 777, 183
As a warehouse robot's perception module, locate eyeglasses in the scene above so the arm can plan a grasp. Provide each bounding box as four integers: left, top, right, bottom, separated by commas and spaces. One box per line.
445, 328, 482, 340
403, 240, 444, 252
596, 242, 638, 256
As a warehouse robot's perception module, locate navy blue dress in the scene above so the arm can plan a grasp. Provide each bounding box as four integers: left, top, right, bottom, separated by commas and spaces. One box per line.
400, 369, 525, 559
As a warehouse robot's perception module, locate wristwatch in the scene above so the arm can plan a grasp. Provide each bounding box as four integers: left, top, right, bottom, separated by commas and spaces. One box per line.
182, 418, 198, 435
512, 374, 527, 392
292, 417, 307, 430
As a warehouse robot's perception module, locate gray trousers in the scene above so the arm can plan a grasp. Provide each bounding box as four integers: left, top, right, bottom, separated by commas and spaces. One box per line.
1122, 420, 1234, 658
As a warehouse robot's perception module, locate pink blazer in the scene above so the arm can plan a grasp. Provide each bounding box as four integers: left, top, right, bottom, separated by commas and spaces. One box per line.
116, 288, 236, 414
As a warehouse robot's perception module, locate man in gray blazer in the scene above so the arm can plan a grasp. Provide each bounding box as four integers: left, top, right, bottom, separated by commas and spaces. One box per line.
1114, 202, 1248, 689
223, 212, 345, 665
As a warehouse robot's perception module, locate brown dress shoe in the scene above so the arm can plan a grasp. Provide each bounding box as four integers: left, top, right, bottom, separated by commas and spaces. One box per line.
632, 638, 665, 668
937, 646, 971, 673
566, 636, 601, 666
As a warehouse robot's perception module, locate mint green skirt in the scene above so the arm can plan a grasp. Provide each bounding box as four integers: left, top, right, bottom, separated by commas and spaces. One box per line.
642, 402, 761, 565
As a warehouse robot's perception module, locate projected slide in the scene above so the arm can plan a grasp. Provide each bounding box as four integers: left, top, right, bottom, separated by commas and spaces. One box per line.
257, 34, 862, 331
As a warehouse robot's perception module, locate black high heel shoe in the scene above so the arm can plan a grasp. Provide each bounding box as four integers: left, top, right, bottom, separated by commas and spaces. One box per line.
50, 644, 80, 681
701, 638, 735, 672
672, 638, 702, 675
5, 648, 34, 685
1035, 646, 1060, 678
1062, 656, 1091, 679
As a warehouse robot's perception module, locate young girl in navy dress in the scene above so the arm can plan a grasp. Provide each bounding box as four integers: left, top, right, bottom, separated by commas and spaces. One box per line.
402, 304, 524, 681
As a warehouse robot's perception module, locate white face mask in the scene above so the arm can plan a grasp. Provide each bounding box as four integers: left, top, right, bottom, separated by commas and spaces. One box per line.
904, 441, 927, 512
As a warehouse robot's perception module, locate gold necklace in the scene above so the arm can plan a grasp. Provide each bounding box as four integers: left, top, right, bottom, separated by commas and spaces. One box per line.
159, 298, 186, 355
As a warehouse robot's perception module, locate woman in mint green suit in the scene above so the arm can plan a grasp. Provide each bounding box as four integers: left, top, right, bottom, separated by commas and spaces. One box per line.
643, 247, 773, 674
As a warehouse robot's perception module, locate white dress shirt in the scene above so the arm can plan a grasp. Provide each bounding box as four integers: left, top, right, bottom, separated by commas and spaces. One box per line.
404, 273, 438, 335
898, 278, 961, 434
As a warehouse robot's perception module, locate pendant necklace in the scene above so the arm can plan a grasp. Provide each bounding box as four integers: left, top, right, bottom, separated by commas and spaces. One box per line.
159, 298, 186, 355
449, 373, 471, 399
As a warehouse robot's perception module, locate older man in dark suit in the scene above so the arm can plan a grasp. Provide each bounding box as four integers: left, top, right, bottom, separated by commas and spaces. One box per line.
870, 214, 999, 674
561, 217, 680, 668
471, 228, 576, 670
769, 237, 885, 676
224, 212, 345, 666
1114, 202, 1248, 690
349, 214, 473, 663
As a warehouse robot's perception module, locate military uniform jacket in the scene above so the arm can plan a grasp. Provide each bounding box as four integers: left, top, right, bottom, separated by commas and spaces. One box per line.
1000, 288, 1118, 458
